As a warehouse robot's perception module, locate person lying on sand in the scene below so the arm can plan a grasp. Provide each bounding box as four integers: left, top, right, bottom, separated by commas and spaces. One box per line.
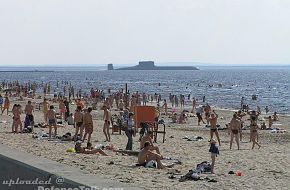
138, 142, 173, 169
75, 141, 108, 156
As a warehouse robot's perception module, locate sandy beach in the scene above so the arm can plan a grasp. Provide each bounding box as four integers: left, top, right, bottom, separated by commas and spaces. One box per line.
0, 97, 290, 190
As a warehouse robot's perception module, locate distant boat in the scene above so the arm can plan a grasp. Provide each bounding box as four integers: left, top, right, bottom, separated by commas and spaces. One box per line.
108, 61, 199, 70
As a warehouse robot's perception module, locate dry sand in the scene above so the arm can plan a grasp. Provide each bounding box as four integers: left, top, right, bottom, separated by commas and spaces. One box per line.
0, 97, 290, 190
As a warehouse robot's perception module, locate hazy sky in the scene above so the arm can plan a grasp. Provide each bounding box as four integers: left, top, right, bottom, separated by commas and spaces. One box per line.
1, 0, 290, 66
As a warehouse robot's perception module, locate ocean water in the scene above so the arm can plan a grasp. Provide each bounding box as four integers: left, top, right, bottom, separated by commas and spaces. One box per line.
0, 66, 289, 114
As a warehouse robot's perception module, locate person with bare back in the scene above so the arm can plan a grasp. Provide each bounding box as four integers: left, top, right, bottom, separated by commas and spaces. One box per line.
229, 114, 241, 150
82, 107, 93, 143
209, 110, 221, 146
102, 105, 111, 142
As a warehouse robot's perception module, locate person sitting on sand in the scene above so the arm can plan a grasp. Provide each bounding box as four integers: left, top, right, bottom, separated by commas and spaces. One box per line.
170, 112, 177, 123
273, 112, 279, 121
74, 106, 84, 141
82, 107, 93, 143
47, 105, 57, 139
74, 141, 108, 156
178, 110, 188, 124
261, 122, 267, 130
140, 131, 161, 154
229, 114, 241, 150
250, 122, 261, 149
209, 110, 221, 146
209, 139, 219, 174
138, 142, 171, 169
102, 105, 111, 142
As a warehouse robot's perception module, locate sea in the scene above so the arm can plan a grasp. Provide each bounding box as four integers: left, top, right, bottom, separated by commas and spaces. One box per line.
0, 65, 289, 114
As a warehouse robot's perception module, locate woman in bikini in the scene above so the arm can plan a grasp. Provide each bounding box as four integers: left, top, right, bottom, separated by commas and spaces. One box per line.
12, 104, 23, 133
251, 122, 261, 149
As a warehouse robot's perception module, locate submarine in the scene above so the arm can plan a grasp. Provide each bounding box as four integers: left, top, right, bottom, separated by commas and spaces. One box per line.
107, 61, 199, 70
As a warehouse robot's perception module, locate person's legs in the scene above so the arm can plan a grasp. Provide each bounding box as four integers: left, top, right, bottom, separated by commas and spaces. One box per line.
93, 149, 108, 156
49, 125, 52, 139
211, 154, 216, 174
103, 123, 109, 141
19, 120, 23, 132
106, 125, 110, 142
82, 131, 87, 142
215, 131, 221, 146
54, 125, 57, 137
210, 130, 213, 140
88, 133, 91, 143
230, 133, 234, 150
80, 126, 84, 139
74, 126, 79, 141
235, 134, 240, 150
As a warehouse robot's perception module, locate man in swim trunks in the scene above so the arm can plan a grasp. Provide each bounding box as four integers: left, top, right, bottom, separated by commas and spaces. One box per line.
47, 105, 57, 139
74, 105, 84, 141
140, 131, 161, 155
82, 107, 93, 143
229, 114, 241, 150
24, 101, 34, 128
138, 142, 165, 169
209, 110, 221, 146
102, 105, 111, 142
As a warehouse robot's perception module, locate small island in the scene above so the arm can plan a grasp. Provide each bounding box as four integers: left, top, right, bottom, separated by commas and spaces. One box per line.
107, 61, 199, 70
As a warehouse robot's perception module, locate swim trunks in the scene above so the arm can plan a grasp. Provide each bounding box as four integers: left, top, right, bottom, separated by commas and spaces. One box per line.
232, 129, 239, 134
84, 123, 93, 134
76, 122, 83, 127
48, 119, 56, 125
211, 128, 217, 132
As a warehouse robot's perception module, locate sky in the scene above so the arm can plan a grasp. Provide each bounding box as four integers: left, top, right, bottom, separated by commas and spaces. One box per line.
0, 0, 290, 66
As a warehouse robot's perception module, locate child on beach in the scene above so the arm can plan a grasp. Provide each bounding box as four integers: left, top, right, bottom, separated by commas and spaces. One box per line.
209, 139, 219, 174
82, 107, 93, 143
47, 105, 57, 139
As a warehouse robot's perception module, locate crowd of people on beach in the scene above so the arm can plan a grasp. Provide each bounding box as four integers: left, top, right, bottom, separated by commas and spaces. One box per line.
0, 80, 283, 174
